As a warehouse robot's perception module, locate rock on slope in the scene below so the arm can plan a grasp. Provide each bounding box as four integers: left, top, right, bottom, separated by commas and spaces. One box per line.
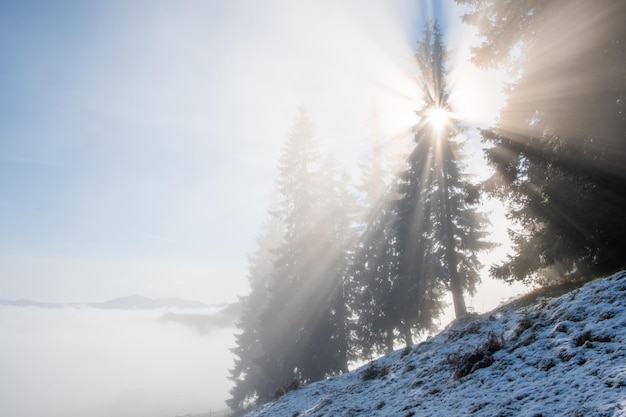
245, 271, 626, 417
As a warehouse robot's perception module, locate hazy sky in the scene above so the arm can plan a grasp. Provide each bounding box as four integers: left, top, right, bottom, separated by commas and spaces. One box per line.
0, 0, 511, 305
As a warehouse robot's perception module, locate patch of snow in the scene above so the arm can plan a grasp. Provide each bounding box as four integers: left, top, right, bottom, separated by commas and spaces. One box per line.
244, 270, 626, 416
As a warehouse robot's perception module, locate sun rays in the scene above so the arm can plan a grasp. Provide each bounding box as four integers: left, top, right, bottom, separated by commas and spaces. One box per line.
426, 105, 453, 134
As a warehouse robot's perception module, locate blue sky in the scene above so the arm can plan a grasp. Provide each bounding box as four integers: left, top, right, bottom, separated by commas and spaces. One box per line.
0, 1, 514, 305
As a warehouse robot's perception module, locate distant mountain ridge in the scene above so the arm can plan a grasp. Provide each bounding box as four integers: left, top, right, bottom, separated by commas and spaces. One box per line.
0, 299, 63, 309
89, 294, 210, 310
0, 295, 220, 310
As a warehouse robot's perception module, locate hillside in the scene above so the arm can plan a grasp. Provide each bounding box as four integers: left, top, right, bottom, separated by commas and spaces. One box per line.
244, 271, 626, 417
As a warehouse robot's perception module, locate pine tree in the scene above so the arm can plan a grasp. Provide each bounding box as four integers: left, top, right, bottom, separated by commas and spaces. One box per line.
351, 108, 402, 357
391, 22, 490, 330
227, 196, 285, 411
234, 108, 354, 406
255, 107, 322, 398
307, 155, 355, 376
458, 0, 626, 284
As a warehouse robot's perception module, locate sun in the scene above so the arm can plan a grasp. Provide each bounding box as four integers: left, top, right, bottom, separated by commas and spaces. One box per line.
427, 106, 451, 132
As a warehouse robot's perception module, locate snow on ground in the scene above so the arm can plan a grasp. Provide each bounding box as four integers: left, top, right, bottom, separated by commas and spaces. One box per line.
245, 270, 626, 417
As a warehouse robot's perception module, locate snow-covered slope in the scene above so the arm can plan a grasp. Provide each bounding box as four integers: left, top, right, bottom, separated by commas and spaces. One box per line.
245, 271, 626, 417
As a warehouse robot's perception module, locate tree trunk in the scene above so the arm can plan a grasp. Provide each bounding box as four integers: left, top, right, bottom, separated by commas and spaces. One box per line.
450, 275, 467, 318
403, 323, 414, 347
440, 137, 467, 318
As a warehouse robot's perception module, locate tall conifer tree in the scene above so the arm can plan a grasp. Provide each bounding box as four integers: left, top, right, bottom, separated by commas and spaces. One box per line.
352, 108, 402, 356
230, 108, 354, 409
458, 0, 626, 284
392, 22, 490, 331
227, 200, 284, 410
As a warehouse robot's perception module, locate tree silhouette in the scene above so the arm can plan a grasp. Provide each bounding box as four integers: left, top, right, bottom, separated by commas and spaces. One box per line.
351, 107, 402, 356
459, 0, 626, 284
392, 22, 490, 325
229, 108, 355, 409
227, 199, 284, 410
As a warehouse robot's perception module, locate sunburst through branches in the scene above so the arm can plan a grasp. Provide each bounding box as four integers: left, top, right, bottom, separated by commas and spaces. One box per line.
426, 105, 452, 133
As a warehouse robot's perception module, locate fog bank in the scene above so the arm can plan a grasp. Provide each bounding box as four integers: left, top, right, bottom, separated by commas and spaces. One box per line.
0, 306, 234, 417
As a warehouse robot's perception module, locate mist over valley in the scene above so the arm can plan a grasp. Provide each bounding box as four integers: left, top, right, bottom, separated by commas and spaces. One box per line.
0, 300, 237, 417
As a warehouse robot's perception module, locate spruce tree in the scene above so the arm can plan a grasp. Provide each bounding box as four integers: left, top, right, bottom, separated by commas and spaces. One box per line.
458, 0, 626, 284
309, 155, 355, 375
233, 108, 354, 407
351, 109, 402, 356
392, 22, 490, 329
227, 197, 285, 411
256, 107, 323, 397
